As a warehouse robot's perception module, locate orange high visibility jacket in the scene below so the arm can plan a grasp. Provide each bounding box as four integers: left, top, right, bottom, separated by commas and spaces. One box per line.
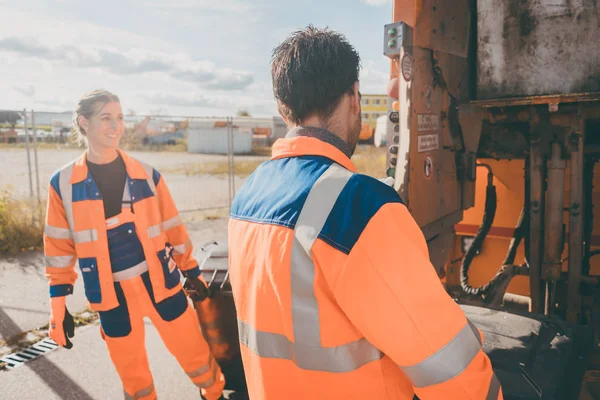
44, 149, 200, 312
228, 135, 503, 399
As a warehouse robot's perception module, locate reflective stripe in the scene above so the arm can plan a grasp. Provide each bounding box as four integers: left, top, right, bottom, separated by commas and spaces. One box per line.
194, 357, 219, 389
400, 321, 483, 388
58, 162, 75, 232
174, 240, 192, 255
46, 255, 75, 268
122, 178, 132, 208
487, 374, 501, 400
187, 354, 214, 378
112, 261, 149, 282
73, 229, 98, 244
147, 224, 162, 239
238, 319, 382, 373
239, 163, 383, 373
163, 215, 183, 231
139, 161, 157, 195
44, 225, 72, 240
292, 163, 354, 346
124, 383, 155, 400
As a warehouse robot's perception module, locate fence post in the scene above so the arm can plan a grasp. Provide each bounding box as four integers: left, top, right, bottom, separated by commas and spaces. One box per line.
32, 110, 41, 211
227, 117, 234, 208
23, 109, 35, 224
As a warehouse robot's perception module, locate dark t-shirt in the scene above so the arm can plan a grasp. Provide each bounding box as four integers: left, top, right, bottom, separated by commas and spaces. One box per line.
87, 154, 127, 219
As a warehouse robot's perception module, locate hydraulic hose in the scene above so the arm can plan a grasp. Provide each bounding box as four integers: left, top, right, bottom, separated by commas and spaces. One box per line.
460, 163, 530, 301
460, 164, 497, 296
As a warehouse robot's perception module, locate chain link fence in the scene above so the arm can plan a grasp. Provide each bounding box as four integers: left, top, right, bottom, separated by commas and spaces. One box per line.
0, 109, 287, 224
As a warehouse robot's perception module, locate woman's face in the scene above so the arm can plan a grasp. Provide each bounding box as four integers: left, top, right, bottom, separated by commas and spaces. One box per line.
79, 101, 124, 151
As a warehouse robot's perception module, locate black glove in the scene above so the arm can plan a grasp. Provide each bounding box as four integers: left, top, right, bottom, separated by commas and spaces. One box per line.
183, 275, 212, 302
63, 307, 75, 349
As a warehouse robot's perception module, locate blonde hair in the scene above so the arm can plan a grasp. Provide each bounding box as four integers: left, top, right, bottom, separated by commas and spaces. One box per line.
72, 89, 120, 145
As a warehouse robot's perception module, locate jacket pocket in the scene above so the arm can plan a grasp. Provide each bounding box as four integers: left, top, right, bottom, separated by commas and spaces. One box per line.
79, 257, 102, 304
157, 243, 181, 290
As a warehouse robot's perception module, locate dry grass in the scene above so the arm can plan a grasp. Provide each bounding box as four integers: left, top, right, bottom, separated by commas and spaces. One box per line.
352, 145, 387, 178
162, 159, 266, 178
0, 186, 45, 256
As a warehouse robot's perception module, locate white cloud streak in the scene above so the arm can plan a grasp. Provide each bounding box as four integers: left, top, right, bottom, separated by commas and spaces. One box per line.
0, 36, 255, 91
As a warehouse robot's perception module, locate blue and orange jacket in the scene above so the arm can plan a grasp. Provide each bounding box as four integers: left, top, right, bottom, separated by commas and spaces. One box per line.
228, 134, 502, 399
43, 149, 200, 312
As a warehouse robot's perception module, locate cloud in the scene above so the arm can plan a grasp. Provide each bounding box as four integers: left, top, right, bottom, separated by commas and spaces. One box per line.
0, 36, 254, 91
360, 0, 392, 5
13, 84, 35, 97
140, 90, 277, 116
359, 60, 390, 94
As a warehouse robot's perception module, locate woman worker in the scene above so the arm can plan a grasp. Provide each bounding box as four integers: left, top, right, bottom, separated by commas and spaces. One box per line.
43, 89, 225, 400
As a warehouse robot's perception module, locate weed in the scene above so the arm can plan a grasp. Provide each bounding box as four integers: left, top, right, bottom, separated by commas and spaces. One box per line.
0, 187, 45, 256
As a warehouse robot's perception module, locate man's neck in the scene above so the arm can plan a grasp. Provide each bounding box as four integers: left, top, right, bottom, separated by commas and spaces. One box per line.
286, 126, 353, 159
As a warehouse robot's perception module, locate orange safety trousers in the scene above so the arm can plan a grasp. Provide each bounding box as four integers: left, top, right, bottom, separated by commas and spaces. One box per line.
98, 272, 225, 400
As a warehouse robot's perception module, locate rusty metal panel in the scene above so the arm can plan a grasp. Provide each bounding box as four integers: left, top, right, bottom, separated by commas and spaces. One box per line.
477, 0, 600, 99
412, 0, 472, 57
407, 47, 462, 228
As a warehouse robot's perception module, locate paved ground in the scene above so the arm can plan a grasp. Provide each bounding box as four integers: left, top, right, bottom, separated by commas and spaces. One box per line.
0, 321, 242, 400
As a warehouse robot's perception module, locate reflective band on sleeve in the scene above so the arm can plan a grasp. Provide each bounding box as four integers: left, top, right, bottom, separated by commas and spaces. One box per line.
147, 224, 162, 239
58, 163, 75, 232
238, 319, 383, 373
124, 383, 155, 400
73, 229, 98, 244
468, 319, 482, 345
44, 225, 72, 240
187, 355, 214, 378
46, 255, 75, 268
487, 374, 501, 400
400, 321, 483, 388
174, 240, 192, 255
194, 359, 219, 389
163, 215, 183, 231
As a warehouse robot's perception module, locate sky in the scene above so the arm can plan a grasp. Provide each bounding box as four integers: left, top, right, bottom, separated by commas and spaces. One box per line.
0, 0, 394, 118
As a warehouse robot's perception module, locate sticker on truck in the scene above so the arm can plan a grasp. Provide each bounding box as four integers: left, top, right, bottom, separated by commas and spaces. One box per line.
418, 134, 440, 152
417, 114, 440, 132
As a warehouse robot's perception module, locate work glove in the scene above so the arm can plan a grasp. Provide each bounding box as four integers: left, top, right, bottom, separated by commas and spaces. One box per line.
379, 176, 395, 187
183, 271, 212, 301
48, 296, 75, 349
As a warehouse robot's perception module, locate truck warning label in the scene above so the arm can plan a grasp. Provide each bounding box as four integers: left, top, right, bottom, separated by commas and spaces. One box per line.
417, 134, 439, 153
424, 154, 433, 179
417, 114, 440, 132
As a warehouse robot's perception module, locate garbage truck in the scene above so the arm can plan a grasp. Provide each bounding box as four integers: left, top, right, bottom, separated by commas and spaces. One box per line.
185, 1, 600, 398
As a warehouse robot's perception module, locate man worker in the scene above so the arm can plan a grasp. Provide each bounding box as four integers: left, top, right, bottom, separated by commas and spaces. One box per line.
227, 25, 503, 399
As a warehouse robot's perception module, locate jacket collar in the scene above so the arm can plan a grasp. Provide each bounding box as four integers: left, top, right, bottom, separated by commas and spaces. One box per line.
70, 148, 149, 184
271, 131, 357, 173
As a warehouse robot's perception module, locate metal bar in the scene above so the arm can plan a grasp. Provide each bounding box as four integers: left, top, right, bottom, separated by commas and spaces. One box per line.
470, 91, 600, 108
583, 157, 596, 276
567, 131, 585, 323
543, 142, 567, 315
23, 108, 35, 224
32, 110, 41, 210
529, 139, 545, 314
